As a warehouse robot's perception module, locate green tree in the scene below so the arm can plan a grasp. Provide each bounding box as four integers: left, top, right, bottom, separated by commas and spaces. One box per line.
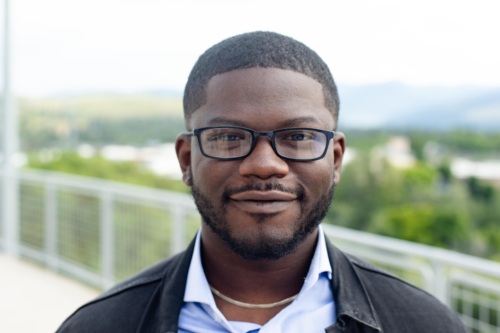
370, 204, 470, 249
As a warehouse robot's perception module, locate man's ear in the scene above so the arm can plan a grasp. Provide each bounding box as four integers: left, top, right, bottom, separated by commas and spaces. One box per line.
175, 133, 192, 186
332, 132, 346, 184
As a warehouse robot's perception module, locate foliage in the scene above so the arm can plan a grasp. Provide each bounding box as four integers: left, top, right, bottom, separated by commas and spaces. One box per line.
326, 148, 499, 260
340, 129, 392, 153
406, 129, 500, 158
18, 94, 185, 151
370, 204, 468, 248
467, 177, 495, 202
79, 116, 186, 146
27, 152, 188, 194
20, 115, 186, 151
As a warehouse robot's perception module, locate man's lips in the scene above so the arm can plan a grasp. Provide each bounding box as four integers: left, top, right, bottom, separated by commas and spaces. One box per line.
228, 190, 297, 214
229, 190, 297, 201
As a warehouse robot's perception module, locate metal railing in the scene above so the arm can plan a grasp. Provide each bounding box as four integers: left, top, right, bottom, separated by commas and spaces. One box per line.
323, 226, 500, 332
1, 169, 500, 332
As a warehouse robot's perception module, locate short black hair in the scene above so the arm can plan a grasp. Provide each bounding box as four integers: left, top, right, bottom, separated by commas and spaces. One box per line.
183, 31, 339, 126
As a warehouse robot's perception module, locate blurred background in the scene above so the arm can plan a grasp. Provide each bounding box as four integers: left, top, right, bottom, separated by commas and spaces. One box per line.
1, 0, 499, 332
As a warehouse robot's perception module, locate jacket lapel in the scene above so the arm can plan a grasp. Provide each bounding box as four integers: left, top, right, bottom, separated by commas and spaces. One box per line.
136, 237, 197, 333
324, 236, 382, 332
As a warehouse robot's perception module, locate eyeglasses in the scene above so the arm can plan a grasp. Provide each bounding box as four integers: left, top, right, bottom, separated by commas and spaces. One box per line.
188, 126, 335, 161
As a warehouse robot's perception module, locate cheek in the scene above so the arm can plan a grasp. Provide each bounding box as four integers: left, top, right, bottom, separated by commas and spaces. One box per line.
191, 156, 233, 190
296, 162, 335, 195
314, 169, 335, 191
192, 162, 213, 187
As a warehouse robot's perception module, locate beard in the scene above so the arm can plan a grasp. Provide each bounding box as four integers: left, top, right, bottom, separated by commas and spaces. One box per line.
191, 174, 335, 261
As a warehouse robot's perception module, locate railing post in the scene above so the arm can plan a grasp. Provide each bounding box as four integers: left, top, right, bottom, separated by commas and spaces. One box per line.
1, 168, 19, 255
44, 181, 58, 270
100, 191, 114, 289
432, 260, 448, 305
1, 0, 19, 257
171, 204, 186, 255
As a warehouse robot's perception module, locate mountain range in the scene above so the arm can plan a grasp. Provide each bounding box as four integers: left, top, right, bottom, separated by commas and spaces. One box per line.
44, 83, 500, 131
338, 83, 500, 130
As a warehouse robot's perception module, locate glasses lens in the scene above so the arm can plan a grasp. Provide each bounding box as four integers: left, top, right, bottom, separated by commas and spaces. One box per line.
275, 129, 328, 160
199, 127, 252, 158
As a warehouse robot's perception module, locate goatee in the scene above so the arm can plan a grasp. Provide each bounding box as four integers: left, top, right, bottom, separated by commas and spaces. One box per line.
191, 174, 336, 260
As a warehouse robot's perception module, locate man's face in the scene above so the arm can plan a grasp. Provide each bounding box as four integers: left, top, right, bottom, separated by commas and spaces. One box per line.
176, 67, 345, 260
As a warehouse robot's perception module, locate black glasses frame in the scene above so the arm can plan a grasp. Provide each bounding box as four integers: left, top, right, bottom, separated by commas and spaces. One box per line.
187, 126, 335, 161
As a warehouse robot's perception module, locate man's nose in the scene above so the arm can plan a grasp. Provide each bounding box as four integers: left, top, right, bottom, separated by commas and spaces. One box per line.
238, 137, 289, 179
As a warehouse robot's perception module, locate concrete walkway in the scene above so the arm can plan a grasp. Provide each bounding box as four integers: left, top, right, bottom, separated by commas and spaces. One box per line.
0, 253, 100, 333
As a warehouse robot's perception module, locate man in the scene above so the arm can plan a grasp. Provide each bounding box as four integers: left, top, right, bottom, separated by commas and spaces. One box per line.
57, 31, 468, 332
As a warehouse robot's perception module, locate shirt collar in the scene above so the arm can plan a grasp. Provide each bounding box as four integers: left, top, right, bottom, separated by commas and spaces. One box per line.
301, 225, 332, 292
183, 225, 332, 304
184, 229, 213, 304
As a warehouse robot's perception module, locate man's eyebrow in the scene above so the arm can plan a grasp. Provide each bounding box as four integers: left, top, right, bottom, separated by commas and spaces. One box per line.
279, 117, 321, 127
206, 116, 321, 128
207, 117, 247, 127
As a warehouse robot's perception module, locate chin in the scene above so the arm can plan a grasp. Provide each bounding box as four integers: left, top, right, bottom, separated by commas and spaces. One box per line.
222, 221, 316, 261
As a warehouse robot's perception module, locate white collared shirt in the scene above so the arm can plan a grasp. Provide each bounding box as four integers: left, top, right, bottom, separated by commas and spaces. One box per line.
178, 225, 336, 333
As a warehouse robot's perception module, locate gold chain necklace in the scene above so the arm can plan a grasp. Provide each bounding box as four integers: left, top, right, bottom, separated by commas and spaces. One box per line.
209, 285, 299, 309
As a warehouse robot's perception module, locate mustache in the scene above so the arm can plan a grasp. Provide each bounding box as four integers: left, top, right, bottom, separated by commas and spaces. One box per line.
223, 180, 305, 200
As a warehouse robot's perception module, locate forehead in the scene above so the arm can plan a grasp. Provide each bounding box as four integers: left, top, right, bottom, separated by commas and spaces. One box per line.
189, 67, 335, 130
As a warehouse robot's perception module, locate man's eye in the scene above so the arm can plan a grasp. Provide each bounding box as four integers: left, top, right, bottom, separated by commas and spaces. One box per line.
209, 133, 244, 141
284, 132, 313, 141
222, 133, 244, 141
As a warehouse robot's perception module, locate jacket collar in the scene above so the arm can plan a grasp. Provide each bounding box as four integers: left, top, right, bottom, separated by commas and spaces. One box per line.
325, 237, 382, 332
154, 237, 197, 333
149, 232, 383, 332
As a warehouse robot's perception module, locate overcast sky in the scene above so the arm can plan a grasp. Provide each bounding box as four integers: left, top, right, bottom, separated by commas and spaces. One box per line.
1, 0, 500, 97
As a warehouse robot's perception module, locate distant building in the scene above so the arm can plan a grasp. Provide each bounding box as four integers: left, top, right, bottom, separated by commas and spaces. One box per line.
451, 158, 500, 187
371, 136, 416, 170
78, 143, 183, 179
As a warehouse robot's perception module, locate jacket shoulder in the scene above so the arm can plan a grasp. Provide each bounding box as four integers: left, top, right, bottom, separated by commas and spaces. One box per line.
56, 251, 187, 333
346, 252, 469, 332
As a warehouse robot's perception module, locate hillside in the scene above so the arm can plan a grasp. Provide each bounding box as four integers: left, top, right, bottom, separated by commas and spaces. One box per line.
18, 93, 183, 120
15, 83, 500, 130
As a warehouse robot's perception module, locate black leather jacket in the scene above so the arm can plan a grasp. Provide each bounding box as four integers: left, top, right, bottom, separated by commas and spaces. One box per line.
57, 235, 469, 332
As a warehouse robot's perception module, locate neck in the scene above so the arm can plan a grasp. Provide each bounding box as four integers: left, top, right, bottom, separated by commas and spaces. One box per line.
201, 226, 319, 303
